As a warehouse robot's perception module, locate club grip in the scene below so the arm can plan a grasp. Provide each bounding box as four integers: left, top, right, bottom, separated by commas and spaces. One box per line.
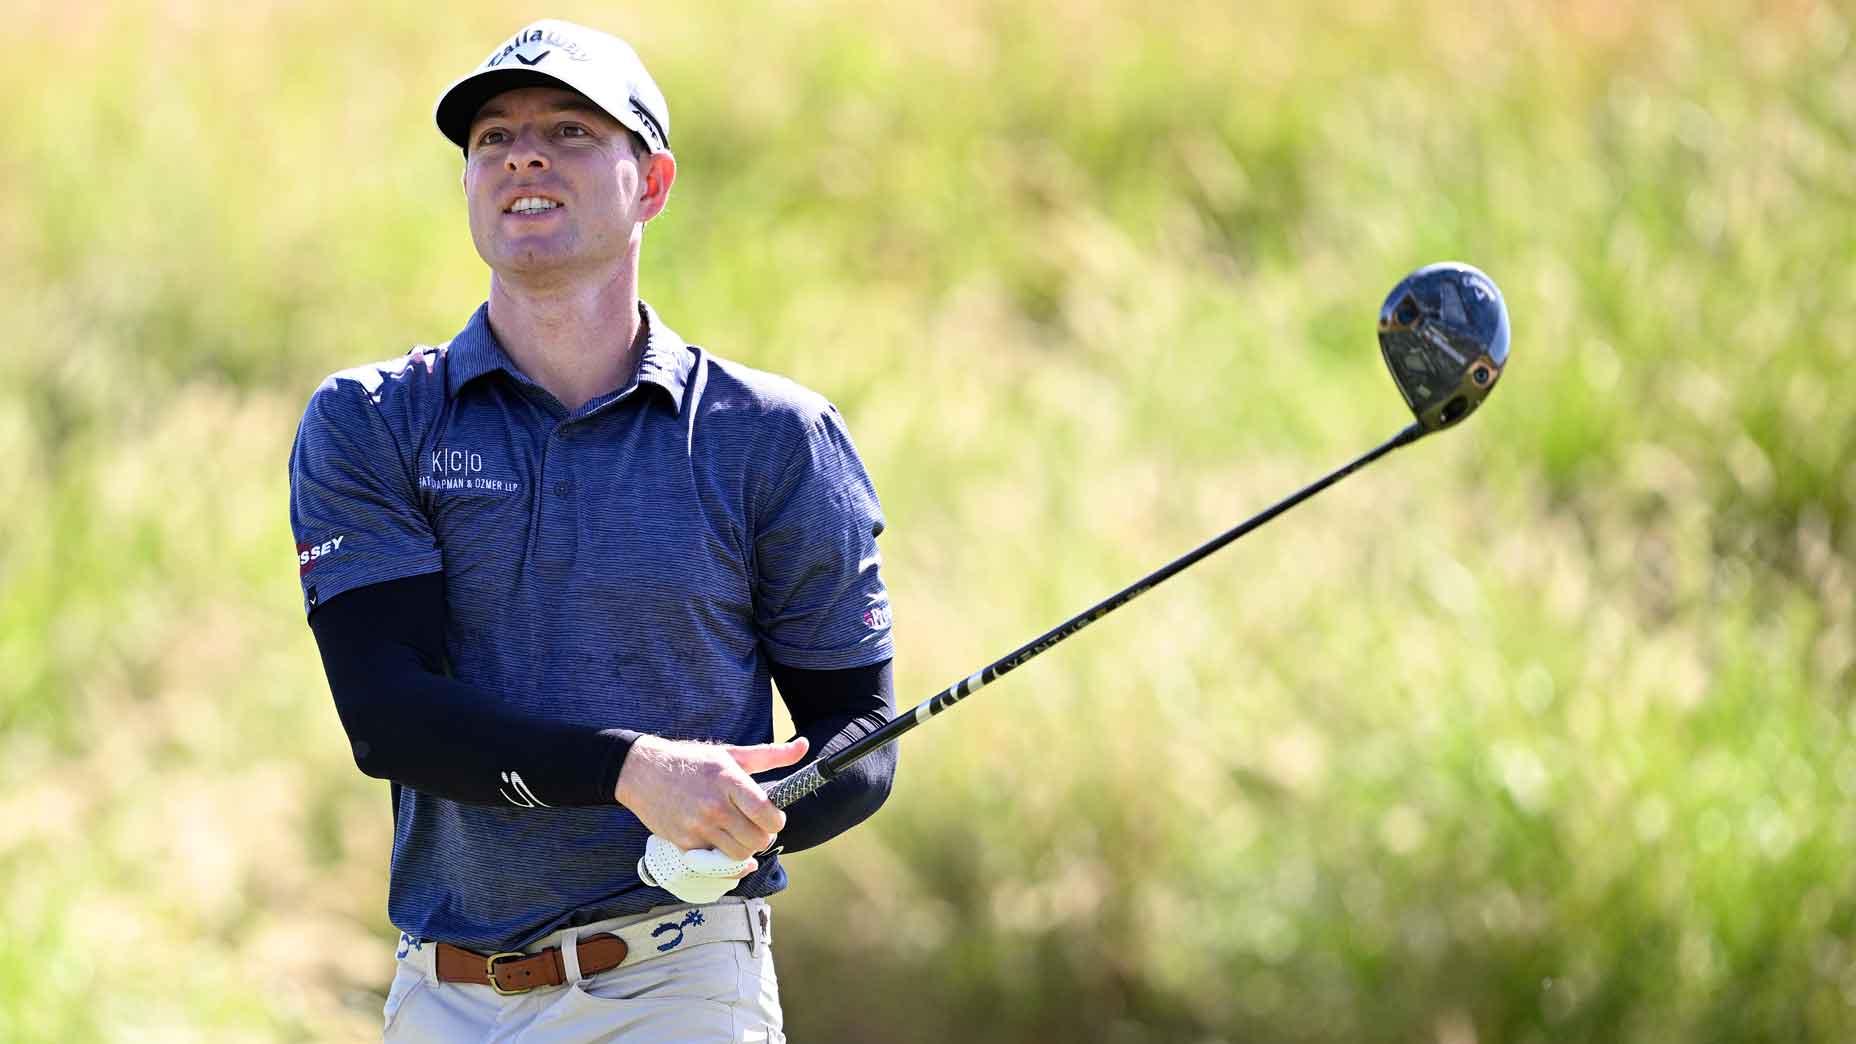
766, 762, 829, 810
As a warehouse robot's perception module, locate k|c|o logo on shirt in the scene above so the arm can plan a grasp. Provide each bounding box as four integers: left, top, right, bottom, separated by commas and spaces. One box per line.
420, 445, 523, 496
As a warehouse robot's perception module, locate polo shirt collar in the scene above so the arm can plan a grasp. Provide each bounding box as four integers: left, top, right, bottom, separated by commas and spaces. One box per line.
635, 300, 696, 413
444, 299, 696, 415
443, 303, 510, 397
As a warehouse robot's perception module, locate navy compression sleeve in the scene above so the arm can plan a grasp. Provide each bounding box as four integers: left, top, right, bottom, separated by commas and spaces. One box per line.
766, 659, 898, 854
308, 572, 634, 808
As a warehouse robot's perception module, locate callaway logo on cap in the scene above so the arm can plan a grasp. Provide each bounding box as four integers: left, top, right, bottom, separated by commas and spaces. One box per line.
434, 19, 670, 154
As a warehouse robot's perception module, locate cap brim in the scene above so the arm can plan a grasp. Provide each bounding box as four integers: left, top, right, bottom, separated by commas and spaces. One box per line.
434, 68, 584, 151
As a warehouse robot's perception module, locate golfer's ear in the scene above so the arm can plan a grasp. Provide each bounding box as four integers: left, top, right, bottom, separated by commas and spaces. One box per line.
638, 149, 677, 223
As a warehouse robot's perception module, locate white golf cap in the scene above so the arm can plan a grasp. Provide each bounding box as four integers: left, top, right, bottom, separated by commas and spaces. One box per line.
434, 19, 670, 154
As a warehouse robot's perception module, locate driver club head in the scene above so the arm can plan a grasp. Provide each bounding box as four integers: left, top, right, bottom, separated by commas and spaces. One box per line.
1377, 262, 1510, 434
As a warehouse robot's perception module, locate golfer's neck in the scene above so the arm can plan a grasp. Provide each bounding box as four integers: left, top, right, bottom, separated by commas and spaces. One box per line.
486, 262, 642, 412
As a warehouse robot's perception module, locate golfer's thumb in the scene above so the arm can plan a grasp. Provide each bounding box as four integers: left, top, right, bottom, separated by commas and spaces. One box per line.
728, 737, 809, 772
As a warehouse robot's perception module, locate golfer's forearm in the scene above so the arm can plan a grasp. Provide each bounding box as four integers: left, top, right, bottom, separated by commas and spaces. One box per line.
309, 573, 634, 808
324, 654, 635, 807
769, 659, 898, 853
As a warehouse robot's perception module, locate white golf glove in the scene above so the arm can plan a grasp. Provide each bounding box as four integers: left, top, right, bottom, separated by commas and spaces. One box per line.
637, 834, 756, 904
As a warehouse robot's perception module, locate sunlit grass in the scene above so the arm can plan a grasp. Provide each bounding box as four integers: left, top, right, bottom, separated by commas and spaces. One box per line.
1, 0, 1851, 1040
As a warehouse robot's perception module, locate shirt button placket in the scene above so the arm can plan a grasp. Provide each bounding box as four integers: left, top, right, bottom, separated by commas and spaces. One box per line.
537, 430, 578, 576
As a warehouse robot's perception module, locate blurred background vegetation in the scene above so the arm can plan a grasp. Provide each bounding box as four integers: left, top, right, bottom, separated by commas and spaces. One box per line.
1, 0, 1852, 1040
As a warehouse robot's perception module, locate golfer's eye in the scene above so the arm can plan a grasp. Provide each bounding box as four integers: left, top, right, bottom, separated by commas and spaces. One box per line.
476, 128, 509, 147
557, 123, 589, 139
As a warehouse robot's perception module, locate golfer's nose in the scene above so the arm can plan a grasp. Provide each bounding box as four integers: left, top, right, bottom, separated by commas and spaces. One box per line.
505, 130, 550, 173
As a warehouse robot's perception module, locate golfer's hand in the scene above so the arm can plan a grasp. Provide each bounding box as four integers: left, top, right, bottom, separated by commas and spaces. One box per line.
615, 735, 808, 865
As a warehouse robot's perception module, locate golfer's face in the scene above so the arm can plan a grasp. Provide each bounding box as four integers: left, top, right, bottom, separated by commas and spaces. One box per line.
462, 87, 645, 276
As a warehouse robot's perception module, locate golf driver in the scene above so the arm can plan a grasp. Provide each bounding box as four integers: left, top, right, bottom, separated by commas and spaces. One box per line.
761, 260, 1510, 811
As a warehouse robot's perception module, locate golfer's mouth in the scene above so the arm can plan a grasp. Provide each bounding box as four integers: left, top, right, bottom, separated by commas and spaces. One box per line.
504, 195, 563, 215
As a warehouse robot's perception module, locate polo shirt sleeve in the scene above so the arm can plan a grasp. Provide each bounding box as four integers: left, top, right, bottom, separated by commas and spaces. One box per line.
288, 372, 443, 617
754, 403, 894, 670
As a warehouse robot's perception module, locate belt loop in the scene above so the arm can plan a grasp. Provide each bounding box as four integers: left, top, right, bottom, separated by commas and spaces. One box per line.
562, 930, 585, 985
743, 901, 759, 956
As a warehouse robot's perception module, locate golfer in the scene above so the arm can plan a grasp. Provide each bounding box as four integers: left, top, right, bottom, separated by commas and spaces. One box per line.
289, 18, 897, 1041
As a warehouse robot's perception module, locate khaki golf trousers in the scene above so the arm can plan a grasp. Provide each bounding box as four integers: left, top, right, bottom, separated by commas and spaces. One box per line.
382, 898, 784, 1043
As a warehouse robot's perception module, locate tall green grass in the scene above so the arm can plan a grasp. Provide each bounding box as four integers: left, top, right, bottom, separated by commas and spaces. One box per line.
1, 1, 1851, 1040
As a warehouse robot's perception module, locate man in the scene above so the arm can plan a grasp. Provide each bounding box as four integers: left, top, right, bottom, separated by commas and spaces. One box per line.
289, 19, 898, 1041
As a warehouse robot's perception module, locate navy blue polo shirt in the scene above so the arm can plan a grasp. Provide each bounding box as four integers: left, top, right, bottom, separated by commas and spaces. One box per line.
288, 301, 893, 950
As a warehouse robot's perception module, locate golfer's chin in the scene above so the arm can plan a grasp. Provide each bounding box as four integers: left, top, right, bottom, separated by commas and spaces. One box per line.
478, 236, 590, 278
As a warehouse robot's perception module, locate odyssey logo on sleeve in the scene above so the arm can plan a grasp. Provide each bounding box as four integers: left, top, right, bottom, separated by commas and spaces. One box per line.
421, 444, 523, 496
298, 535, 345, 575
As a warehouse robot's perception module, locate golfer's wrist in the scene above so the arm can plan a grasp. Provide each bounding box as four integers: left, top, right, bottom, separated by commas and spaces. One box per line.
607, 730, 655, 805
600, 728, 644, 806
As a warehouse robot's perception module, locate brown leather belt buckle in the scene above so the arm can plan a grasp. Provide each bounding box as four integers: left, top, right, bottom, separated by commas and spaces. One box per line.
435, 933, 628, 993
484, 951, 533, 995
